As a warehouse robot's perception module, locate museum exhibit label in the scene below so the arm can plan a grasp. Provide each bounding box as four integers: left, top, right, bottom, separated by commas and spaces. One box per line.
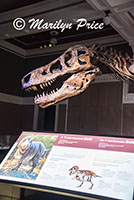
0, 131, 134, 200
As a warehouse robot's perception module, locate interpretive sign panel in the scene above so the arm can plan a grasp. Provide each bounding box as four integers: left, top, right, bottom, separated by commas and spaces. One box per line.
0, 131, 134, 200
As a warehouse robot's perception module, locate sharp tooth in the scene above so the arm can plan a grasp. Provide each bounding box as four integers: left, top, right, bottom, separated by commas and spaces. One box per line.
48, 81, 51, 86
56, 88, 58, 91
33, 86, 37, 91
37, 94, 39, 98
30, 86, 34, 91
53, 90, 55, 93
40, 84, 44, 89
43, 83, 46, 87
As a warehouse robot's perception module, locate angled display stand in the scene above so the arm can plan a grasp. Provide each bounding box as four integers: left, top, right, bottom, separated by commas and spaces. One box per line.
0, 131, 134, 200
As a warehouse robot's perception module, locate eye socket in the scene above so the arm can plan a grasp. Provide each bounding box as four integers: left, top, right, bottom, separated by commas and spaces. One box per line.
77, 50, 86, 56
77, 50, 87, 65
42, 70, 47, 75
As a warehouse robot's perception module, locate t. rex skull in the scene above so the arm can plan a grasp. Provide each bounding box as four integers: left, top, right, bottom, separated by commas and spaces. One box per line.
22, 44, 134, 108
21, 45, 100, 108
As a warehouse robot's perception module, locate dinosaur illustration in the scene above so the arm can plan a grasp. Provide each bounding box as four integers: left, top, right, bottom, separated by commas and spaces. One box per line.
21, 45, 134, 108
69, 165, 101, 189
11, 136, 50, 173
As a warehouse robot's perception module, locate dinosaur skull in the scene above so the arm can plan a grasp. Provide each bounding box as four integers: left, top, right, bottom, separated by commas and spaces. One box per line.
21, 45, 100, 108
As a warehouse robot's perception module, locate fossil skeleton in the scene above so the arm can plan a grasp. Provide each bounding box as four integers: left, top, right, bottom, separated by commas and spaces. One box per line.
21, 45, 134, 108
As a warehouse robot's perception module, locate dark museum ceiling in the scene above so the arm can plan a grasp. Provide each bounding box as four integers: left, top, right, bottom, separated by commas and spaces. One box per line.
0, 0, 134, 58
0, 0, 45, 13
6, 21, 117, 50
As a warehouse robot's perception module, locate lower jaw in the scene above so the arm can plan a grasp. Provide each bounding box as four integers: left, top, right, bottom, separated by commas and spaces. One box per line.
34, 88, 80, 108
35, 89, 70, 108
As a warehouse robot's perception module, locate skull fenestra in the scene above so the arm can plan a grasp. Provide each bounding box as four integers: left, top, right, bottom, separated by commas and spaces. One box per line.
21, 45, 100, 108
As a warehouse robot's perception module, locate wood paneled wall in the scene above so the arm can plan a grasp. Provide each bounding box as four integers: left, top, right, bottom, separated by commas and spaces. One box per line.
0, 102, 34, 136
67, 82, 123, 136
57, 104, 66, 132
123, 104, 134, 136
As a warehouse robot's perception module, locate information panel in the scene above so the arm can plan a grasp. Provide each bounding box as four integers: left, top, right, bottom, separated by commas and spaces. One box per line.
0, 131, 134, 200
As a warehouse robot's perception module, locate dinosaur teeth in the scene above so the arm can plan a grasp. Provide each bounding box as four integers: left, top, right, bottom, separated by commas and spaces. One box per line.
34, 76, 60, 101
40, 84, 44, 89
33, 86, 37, 91
34, 87, 60, 101
48, 81, 51, 86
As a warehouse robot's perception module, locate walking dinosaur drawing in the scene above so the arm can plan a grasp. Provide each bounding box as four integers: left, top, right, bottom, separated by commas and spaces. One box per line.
21, 44, 134, 108
69, 165, 101, 189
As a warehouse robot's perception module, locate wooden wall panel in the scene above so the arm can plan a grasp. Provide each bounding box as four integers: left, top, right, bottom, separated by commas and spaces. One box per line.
67, 82, 122, 136
0, 102, 34, 136
57, 104, 66, 132
67, 107, 81, 133
37, 107, 44, 130
98, 106, 121, 135
123, 104, 134, 136
0, 102, 21, 135
79, 107, 99, 134
20, 105, 34, 131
